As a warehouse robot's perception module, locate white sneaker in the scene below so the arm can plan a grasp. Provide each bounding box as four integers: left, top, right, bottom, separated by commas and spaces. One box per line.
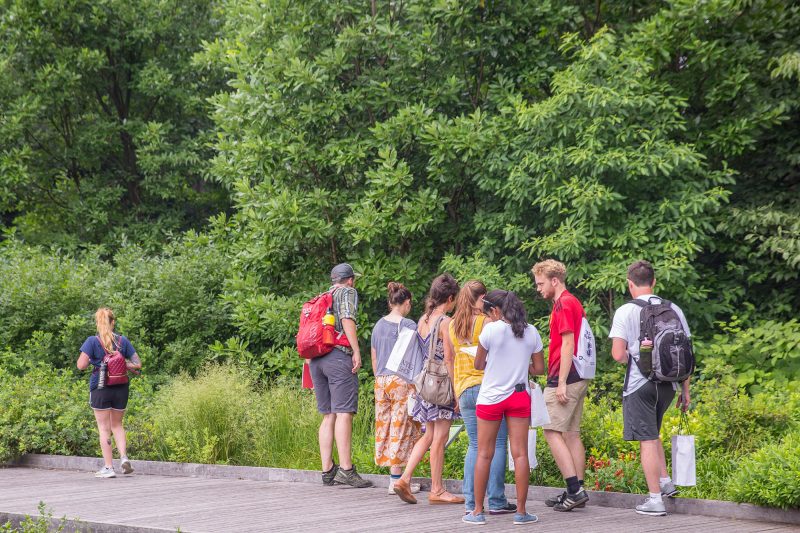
120, 457, 133, 474
95, 466, 116, 478
388, 479, 420, 495
635, 497, 666, 516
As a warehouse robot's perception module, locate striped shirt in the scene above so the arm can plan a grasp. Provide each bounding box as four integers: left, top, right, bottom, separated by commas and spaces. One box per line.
330, 285, 358, 354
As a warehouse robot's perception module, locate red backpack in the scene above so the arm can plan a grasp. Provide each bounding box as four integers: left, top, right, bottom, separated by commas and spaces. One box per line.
296, 290, 351, 359
99, 335, 129, 386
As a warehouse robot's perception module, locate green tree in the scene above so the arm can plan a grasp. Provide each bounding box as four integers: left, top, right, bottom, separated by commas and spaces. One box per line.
0, 0, 228, 247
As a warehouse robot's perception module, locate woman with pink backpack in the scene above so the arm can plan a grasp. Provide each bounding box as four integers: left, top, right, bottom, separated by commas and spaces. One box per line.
76, 307, 142, 478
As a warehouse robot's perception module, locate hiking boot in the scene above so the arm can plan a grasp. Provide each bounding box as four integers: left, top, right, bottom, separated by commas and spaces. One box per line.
489, 503, 517, 515
120, 457, 133, 475
333, 466, 373, 488
552, 489, 589, 512
635, 497, 667, 516
660, 481, 679, 498
322, 463, 340, 486
388, 478, 420, 495
546, 491, 585, 509
94, 466, 116, 478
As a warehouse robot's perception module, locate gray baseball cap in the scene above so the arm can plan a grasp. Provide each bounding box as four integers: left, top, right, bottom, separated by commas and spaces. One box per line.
330, 263, 360, 282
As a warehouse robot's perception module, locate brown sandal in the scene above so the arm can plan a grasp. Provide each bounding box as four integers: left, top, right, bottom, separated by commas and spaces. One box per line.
393, 479, 417, 504
428, 489, 465, 504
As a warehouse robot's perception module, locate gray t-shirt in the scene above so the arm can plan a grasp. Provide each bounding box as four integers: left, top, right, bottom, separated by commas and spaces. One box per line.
371, 317, 417, 376
608, 295, 691, 396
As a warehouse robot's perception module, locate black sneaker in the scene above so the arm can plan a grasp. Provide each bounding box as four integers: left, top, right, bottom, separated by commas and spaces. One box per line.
333, 466, 373, 488
553, 489, 589, 512
322, 463, 340, 486
546, 491, 585, 509
488, 503, 517, 515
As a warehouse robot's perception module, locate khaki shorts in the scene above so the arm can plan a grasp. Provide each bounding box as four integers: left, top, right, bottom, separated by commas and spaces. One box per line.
542, 380, 589, 433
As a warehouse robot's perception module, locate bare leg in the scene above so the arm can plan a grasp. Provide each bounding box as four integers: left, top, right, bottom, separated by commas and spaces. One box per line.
429, 419, 452, 494
93, 410, 113, 467
564, 431, 585, 481
109, 410, 127, 458
334, 412, 354, 470
473, 418, 502, 516
639, 440, 663, 493
544, 429, 577, 479
319, 413, 336, 471
400, 430, 434, 483
507, 416, 531, 515
656, 439, 668, 478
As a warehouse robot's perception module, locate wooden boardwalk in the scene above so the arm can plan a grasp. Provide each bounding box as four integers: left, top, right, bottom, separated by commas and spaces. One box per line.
0, 467, 796, 532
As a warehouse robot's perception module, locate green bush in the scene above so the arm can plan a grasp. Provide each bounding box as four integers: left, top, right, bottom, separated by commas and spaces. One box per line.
728, 431, 800, 509
0, 362, 156, 462
0, 238, 232, 376
147, 364, 255, 464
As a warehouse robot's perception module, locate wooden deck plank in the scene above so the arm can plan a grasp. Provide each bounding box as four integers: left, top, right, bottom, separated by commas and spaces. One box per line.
0, 467, 793, 533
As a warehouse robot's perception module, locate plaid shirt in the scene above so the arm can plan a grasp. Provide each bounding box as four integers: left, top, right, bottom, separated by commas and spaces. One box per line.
330, 285, 358, 354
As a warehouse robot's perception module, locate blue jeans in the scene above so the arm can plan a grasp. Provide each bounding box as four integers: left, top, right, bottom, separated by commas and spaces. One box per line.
460, 385, 509, 512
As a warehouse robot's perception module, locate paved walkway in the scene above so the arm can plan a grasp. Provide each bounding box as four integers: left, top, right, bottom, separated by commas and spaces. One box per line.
0, 467, 797, 532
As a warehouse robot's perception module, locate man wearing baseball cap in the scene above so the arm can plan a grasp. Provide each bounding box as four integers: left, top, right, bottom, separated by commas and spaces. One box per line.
311, 263, 372, 488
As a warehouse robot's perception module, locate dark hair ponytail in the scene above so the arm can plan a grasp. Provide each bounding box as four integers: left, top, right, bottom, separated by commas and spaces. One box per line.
424, 273, 460, 319
387, 282, 412, 310
483, 289, 528, 338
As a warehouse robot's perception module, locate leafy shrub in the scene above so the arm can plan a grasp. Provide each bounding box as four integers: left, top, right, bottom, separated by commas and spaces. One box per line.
0, 238, 232, 376
728, 431, 800, 509
0, 502, 70, 533
0, 361, 157, 462
585, 452, 647, 494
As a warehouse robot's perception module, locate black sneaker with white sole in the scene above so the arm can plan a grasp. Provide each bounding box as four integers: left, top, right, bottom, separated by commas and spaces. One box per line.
546, 491, 586, 509
333, 466, 373, 488
488, 503, 517, 515
552, 489, 589, 512
322, 463, 340, 486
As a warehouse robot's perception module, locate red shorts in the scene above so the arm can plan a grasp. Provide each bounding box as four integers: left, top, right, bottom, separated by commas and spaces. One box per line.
476, 390, 531, 421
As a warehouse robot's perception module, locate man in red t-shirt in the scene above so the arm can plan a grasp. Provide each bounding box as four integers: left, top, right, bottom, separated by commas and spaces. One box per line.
532, 259, 590, 511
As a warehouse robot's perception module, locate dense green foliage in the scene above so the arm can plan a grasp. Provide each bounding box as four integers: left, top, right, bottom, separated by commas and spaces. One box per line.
1, 0, 799, 512
0, 0, 229, 246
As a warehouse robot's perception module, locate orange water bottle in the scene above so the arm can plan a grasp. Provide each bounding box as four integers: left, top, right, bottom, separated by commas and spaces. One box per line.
322, 309, 336, 345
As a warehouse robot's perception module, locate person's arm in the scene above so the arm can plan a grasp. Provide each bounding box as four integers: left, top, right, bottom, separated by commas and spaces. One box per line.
474, 343, 488, 371
126, 353, 142, 371
556, 331, 574, 404
441, 318, 458, 408
611, 338, 629, 364
77, 352, 90, 370
529, 351, 545, 376
371, 346, 378, 376
342, 318, 361, 374
677, 376, 691, 411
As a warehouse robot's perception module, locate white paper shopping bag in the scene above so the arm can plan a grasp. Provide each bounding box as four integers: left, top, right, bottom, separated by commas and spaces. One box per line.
385, 326, 424, 383
508, 428, 537, 471
529, 382, 550, 427
672, 413, 696, 486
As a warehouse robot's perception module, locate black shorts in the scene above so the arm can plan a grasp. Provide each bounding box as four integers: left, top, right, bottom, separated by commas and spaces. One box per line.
622, 381, 675, 441
89, 383, 130, 411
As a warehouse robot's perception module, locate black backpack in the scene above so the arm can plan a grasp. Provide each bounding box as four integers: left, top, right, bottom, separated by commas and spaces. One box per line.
630, 297, 695, 382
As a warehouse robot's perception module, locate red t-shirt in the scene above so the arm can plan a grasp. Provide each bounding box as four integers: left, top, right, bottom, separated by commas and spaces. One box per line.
547, 290, 585, 386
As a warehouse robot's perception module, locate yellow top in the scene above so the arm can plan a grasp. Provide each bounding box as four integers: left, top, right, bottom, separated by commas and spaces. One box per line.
450, 314, 487, 399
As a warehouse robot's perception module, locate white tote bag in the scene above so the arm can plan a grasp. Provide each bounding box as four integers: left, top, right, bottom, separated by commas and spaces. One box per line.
529, 381, 550, 427
508, 428, 537, 471
385, 325, 425, 383
671, 412, 696, 486
573, 316, 596, 379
